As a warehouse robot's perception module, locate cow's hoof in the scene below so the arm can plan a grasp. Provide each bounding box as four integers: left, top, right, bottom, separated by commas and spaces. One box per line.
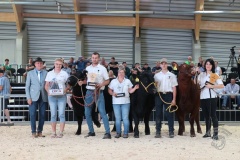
96, 123, 101, 128
197, 130, 203, 134
190, 134, 196, 137
134, 135, 139, 138
75, 131, 81, 135
145, 132, 150, 135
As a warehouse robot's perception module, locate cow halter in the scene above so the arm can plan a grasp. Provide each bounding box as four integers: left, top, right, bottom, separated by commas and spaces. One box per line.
140, 81, 155, 93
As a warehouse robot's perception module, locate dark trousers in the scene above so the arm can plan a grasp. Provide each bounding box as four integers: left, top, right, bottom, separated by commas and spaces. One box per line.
29, 94, 47, 134
155, 93, 174, 133
200, 98, 219, 132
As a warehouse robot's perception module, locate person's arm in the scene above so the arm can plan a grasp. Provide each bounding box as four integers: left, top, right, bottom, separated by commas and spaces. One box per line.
96, 79, 110, 89
0, 85, 3, 91
128, 84, 139, 93
45, 81, 50, 95
108, 87, 117, 97
25, 73, 32, 105
171, 86, 177, 106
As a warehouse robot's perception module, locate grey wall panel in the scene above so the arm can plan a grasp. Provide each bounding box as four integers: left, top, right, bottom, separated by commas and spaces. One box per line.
200, 30, 240, 71
84, 26, 134, 66
203, 0, 240, 22
25, 18, 76, 68
0, 22, 17, 40
141, 28, 193, 67
140, 0, 195, 19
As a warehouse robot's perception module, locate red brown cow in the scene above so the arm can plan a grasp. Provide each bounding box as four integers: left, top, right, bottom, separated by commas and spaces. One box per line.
176, 64, 202, 137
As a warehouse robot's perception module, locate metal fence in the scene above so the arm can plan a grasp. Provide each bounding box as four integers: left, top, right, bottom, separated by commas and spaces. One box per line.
1, 93, 240, 123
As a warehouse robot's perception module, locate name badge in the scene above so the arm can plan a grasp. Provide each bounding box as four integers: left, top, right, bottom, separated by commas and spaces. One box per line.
116, 93, 125, 98
88, 82, 97, 86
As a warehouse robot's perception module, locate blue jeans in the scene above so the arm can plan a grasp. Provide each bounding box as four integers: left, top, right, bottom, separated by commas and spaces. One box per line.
85, 90, 110, 134
48, 95, 67, 123
222, 95, 240, 107
29, 94, 47, 134
155, 93, 174, 133
113, 103, 130, 135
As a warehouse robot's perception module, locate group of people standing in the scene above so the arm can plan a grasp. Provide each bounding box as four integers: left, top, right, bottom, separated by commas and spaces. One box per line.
1, 53, 224, 141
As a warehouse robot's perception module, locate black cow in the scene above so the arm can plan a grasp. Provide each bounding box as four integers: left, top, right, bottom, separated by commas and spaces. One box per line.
130, 71, 156, 138
67, 72, 100, 135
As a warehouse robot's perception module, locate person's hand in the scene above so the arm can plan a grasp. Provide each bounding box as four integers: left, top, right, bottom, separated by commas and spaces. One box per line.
96, 83, 102, 89
112, 92, 117, 97
205, 83, 213, 89
171, 100, 176, 106
134, 84, 139, 89
78, 80, 83, 86
27, 99, 32, 105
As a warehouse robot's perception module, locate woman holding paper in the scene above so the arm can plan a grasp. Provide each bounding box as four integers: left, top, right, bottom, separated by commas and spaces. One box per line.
45, 58, 69, 138
108, 68, 139, 138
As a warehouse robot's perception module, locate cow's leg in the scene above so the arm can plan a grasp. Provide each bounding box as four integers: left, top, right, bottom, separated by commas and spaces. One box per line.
177, 112, 185, 136
195, 109, 202, 134
132, 110, 140, 138
71, 98, 84, 135
144, 107, 152, 135
129, 110, 133, 133
189, 112, 196, 137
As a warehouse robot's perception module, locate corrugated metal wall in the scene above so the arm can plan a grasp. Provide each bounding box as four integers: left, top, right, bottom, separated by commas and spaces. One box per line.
23, 0, 76, 68
203, 0, 240, 22
79, 0, 134, 16
141, 28, 193, 67
84, 26, 134, 66
200, 30, 240, 70
140, 0, 195, 19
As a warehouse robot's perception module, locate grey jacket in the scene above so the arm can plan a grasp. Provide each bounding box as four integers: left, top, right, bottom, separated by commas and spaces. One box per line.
25, 69, 48, 102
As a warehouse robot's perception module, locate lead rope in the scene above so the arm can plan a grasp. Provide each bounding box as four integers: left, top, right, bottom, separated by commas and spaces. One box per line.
154, 83, 178, 113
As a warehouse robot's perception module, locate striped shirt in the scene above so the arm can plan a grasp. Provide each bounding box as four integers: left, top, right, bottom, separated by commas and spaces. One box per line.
0, 75, 11, 99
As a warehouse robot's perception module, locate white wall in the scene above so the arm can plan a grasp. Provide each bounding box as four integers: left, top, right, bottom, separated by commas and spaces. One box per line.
0, 40, 16, 66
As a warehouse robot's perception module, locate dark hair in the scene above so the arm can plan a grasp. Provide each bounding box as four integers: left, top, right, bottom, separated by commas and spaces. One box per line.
122, 62, 126, 64
92, 52, 100, 58
111, 57, 115, 60
204, 58, 215, 73
5, 59, 9, 62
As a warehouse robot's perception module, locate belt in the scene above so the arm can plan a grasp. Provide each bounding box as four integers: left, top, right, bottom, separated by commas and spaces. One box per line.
159, 92, 172, 94
88, 89, 103, 91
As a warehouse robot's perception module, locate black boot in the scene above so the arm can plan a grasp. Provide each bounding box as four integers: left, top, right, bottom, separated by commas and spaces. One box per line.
203, 121, 211, 138
212, 127, 218, 140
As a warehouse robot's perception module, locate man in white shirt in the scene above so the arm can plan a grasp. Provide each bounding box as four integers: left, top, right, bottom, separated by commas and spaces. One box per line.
154, 58, 178, 138
221, 78, 240, 110
79, 52, 111, 139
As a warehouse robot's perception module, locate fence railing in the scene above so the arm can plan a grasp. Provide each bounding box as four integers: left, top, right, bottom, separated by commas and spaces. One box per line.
1, 93, 240, 123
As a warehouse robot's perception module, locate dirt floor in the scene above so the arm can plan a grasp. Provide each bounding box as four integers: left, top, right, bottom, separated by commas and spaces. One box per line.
0, 121, 239, 160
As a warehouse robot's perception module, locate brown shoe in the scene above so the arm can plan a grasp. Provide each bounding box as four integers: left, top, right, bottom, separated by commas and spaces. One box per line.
37, 133, 46, 137
32, 133, 38, 138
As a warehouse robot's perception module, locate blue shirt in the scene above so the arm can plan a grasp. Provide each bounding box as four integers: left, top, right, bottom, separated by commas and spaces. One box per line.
0, 75, 11, 99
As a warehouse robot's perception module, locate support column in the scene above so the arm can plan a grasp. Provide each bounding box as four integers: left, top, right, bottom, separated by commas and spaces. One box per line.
15, 25, 27, 68
134, 37, 141, 64
75, 28, 84, 59
192, 38, 201, 64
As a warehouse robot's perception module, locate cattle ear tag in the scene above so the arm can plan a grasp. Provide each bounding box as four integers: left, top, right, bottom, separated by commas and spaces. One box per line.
135, 78, 139, 82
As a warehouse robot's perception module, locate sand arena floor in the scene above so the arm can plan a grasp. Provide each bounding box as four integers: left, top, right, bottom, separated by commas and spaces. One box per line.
0, 121, 239, 160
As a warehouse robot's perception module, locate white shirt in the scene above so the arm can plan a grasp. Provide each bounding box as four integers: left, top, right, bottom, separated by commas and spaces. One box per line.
86, 64, 109, 90
108, 78, 133, 104
154, 71, 178, 92
45, 69, 69, 84
215, 66, 221, 75
198, 72, 223, 99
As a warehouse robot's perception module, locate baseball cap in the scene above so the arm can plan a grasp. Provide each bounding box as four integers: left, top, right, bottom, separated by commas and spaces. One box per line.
160, 58, 168, 63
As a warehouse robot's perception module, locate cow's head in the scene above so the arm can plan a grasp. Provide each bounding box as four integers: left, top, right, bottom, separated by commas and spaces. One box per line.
138, 71, 156, 94
178, 64, 194, 78
67, 70, 87, 87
